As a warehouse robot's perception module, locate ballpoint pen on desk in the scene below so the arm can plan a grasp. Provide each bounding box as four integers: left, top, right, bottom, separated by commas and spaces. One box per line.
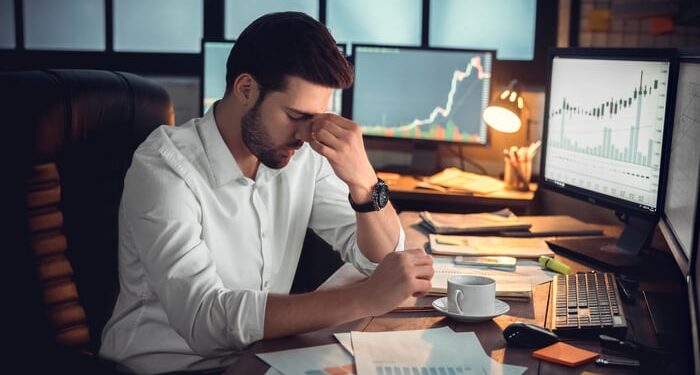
527, 140, 541, 161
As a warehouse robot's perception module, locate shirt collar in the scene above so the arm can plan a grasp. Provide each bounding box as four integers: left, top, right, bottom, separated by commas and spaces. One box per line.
199, 101, 285, 187
198, 102, 245, 187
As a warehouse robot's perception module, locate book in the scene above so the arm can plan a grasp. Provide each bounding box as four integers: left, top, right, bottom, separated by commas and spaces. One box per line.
532, 342, 599, 367
429, 275, 533, 301
429, 260, 535, 301
500, 215, 604, 237
419, 210, 532, 234
429, 234, 554, 259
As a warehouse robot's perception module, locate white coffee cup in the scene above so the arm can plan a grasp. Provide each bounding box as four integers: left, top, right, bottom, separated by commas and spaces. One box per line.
447, 275, 496, 316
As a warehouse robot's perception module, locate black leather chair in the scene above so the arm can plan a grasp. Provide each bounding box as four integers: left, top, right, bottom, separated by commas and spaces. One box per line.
3, 70, 173, 372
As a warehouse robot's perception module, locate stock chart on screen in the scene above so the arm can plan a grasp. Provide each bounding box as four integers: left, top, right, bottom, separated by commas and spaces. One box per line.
544, 57, 671, 211
352, 46, 492, 144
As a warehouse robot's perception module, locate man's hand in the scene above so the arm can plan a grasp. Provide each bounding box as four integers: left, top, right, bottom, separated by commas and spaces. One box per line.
359, 248, 434, 316
306, 113, 377, 203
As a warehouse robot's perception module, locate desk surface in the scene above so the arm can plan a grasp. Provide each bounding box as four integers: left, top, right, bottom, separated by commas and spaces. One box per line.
225, 212, 688, 374
381, 173, 538, 215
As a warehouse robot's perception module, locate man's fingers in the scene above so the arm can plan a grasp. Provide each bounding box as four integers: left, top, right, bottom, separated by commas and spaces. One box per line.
412, 265, 435, 280
307, 138, 336, 159
412, 279, 433, 294
312, 113, 356, 130
313, 127, 343, 150
312, 119, 348, 138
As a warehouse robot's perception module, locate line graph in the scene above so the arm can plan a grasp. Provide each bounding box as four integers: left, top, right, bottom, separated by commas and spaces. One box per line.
353, 47, 492, 144
402, 56, 490, 130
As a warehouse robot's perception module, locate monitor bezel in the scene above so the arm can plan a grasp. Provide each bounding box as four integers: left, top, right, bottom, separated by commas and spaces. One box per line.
683, 49, 700, 375
200, 38, 236, 116
200, 38, 348, 116
539, 47, 679, 220
660, 56, 700, 275
349, 43, 496, 146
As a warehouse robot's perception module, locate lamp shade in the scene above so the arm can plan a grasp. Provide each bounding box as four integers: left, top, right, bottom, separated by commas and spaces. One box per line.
483, 79, 524, 133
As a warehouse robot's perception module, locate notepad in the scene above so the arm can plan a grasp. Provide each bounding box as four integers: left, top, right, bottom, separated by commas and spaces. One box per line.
419, 210, 531, 234
532, 342, 599, 367
429, 234, 554, 259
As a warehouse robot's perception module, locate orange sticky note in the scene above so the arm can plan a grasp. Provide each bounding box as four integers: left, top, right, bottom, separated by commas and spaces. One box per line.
532, 342, 599, 367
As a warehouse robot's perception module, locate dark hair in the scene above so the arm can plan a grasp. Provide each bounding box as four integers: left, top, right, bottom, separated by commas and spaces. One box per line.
224, 12, 353, 97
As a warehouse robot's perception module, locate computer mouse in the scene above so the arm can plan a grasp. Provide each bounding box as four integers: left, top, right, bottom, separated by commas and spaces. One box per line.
503, 322, 559, 348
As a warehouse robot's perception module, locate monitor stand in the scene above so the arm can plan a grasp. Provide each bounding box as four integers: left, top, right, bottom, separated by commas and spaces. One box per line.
380, 141, 439, 176
546, 212, 672, 276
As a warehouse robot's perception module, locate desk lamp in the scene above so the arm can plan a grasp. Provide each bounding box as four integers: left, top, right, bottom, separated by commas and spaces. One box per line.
482, 79, 524, 133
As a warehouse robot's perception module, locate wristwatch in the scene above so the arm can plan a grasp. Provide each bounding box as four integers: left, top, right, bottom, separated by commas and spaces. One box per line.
349, 178, 390, 212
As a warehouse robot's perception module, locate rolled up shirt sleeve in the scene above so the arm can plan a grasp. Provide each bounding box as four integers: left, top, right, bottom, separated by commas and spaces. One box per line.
122, 151, 266, 356
308, 158, 405, 275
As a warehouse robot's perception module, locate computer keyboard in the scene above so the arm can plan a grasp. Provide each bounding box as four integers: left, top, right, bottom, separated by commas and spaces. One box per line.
547, 272, 627, 338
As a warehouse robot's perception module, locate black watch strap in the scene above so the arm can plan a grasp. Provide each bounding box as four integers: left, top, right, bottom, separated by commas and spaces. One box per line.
349, 178, 389, 212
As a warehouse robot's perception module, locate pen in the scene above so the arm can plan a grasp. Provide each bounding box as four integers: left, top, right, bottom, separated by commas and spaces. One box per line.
503, 156, 530, 191
527, 140, 541, 160
595, 355, 640, 368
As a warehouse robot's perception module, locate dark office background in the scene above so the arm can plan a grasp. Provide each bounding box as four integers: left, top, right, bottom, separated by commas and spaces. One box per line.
1, 0, 699, 183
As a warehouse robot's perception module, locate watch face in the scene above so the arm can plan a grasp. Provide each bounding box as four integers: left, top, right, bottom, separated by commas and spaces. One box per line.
377, 184, 389, 208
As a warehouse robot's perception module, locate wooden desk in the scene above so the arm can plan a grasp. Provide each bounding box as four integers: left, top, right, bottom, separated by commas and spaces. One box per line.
383, 173, 537, 215
225, 212, 689, 374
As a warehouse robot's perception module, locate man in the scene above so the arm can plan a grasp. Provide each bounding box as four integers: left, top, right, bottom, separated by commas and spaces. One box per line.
100, 12, 434, 374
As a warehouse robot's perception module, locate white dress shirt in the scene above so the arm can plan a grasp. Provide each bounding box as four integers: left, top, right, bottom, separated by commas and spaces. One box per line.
99, 107, 405, 374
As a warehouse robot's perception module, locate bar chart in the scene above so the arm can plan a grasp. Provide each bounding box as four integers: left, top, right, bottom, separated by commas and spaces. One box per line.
543, 57, 671, 209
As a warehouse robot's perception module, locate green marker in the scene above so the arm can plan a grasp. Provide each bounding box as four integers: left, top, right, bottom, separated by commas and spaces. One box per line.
538, 255, 571, 275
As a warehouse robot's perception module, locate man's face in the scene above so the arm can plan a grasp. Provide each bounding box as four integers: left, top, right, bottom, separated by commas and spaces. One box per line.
241, 76, 333, 169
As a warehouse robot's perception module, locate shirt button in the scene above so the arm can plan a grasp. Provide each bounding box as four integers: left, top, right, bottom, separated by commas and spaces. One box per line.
261, 231, 266, 238
263, 280, 269, 288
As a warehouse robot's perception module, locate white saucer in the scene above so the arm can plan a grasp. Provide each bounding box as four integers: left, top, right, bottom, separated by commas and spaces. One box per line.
432, 297, 510, 323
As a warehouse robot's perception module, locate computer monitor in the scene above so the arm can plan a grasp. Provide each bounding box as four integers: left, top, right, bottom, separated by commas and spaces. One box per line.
201, 40, 345, 116
693, 223, 700, 375
659, 55, 700, 276
670, 53, 700, 374
540, 48, 678, 273
351, 45, 493, 145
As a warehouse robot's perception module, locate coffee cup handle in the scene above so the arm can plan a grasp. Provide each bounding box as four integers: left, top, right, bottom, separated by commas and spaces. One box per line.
455, 289, 464, 315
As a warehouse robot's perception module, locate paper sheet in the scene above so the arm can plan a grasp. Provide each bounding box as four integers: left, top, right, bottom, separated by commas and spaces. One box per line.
430, 257, 556, 296
256, 343, 355, 375
430, 234, 554, 258
334, 332, 354, 355
351, 327, 527, 375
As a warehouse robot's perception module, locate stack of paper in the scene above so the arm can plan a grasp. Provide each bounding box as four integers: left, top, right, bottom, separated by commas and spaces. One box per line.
350, 327, 526, 375
419, 210, 531, 234
429, 257, 556, 300
429, 234, 554, 259
258, 344, 354, 375
258, 327, 527, 375
425, 167, 507, 194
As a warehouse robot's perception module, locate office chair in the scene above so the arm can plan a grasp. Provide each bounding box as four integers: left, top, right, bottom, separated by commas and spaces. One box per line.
2, 70, 173, 371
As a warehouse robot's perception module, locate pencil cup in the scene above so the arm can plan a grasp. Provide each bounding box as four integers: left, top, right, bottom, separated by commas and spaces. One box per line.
504, 158, 532, 191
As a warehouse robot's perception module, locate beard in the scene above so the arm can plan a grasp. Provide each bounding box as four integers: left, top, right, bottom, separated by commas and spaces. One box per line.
240, 96, 302, 169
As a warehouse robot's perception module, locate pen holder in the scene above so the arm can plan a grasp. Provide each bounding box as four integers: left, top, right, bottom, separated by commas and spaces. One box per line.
504, 158, 532, 191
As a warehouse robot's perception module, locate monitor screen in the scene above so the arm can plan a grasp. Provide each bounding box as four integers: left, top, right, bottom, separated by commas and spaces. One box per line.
202, 40, 345, 115
540, 49, 678, 273
542, 53, 673, 215
662, 57, 700, 270
351, 45, 493, 144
